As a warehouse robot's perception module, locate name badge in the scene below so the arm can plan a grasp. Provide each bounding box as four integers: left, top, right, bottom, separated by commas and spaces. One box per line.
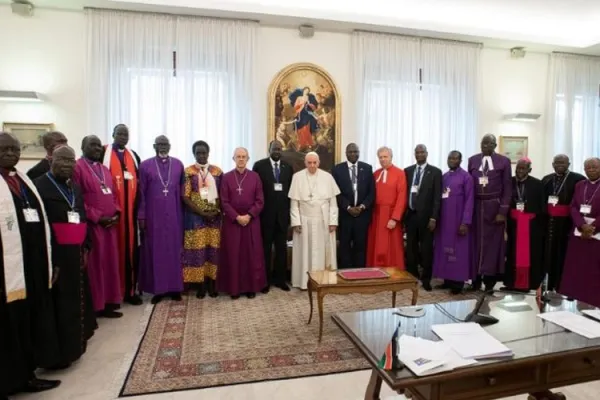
548, 196, 559, 206
67, 211, 80, 224
411, 185, 419, 194
123, 171, 134, 180
479, 176, 489, 186
200, 187, 209, 200
274, 183, 283, 192
23, 208, 40, 223
102, 186, 112, 195
581, 204, 592, 215
516, 202, 525, 211
442, 192, 449, 199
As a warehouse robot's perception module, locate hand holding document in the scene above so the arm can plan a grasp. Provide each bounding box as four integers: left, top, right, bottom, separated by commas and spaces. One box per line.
538, 311, 600, 339
574, 217, 600, 240
397, 335, 476, 376
431, 323, 513, 360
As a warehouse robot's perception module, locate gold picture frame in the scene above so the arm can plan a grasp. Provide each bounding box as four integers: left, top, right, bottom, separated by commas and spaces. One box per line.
267, 62, 341, 172
2, 122, 55, 160
499, 136, 528, 164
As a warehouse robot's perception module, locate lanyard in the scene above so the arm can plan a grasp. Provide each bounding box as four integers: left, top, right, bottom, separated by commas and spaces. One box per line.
583, 181, 600, 205
46, 172, 75, 209
19, 182, 31, 208
86, 160, 106, 186
516, 180, 526, 202
553, 172, 570, 196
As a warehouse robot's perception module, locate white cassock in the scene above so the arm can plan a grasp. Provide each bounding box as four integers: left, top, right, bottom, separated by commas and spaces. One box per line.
289, 169, 341, 289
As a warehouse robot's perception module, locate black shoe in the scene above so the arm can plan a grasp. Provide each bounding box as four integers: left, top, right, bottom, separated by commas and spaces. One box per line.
151, 295, 164, 305
196, 283, 207, 299
208, 291, 218, 298
261, 286, 270, 294
434, 282, 450, 290
170, 293, 182, 301
450, 288, 462, 295
125, 295, 143, 306
97, 309, 123, 318
206, 279, 218, 298
276, 283, 290, 292
231, 295, 240, 300
422, 282, 432, 292
246, 293, 256, 299
22, 378, 61, 393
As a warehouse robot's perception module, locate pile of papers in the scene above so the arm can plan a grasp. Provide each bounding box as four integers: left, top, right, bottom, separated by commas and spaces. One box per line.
431, 323, 514, 360
397, 335, 476, 376
538, 310, 600, 339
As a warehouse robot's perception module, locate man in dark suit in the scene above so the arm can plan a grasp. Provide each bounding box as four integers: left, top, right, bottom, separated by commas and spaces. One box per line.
332, 143, 375, 268
253, 140, 293, 292
26, 131, 68, 180
404, 144, 442, 291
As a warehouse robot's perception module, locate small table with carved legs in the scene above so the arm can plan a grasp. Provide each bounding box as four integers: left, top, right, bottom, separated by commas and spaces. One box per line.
306, 268, 419, 342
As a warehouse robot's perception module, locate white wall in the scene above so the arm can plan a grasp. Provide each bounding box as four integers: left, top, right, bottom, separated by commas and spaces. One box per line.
0, 6, 553, 175
0, 7, 85, 171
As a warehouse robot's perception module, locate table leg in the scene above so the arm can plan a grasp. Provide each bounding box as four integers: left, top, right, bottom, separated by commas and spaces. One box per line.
364, 368, 382, 400
411, 286, 419, 306
307, 280, 314, 325
318, 291, 325, 342
392, 291, 397, 308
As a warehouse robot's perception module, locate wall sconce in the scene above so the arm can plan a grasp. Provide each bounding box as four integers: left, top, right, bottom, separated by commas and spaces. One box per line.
0, 90, 44, 102
503, 113, 541, 122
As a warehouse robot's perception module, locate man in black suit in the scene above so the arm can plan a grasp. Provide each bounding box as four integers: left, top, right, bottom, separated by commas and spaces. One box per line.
404, 144, 442, 291
332, 143, 375, 268
26, 131, 68, 180
253, 140, 293, 292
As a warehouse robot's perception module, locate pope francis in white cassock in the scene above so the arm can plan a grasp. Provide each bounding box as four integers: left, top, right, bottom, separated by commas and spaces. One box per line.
289, 152, 340, 289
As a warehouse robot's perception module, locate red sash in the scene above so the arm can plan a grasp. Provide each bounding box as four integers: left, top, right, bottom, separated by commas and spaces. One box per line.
52, 222, 87, 245
106, 146, 138, 297
547, 204, 570, 217
510, 209, 535, 289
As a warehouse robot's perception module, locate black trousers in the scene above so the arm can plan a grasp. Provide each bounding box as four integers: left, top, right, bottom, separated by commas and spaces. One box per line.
338, 213, 370, 268
405, 210, 434, 283
261, 221, 288, 286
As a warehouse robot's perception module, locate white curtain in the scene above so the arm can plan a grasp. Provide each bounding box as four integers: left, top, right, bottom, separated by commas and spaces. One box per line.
546, 53, 600, 172
86, 9, 257, 167
352, 31, 480, 169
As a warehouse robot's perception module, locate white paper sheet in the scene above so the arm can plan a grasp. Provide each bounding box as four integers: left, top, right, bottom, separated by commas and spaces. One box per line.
574, 217, 600, 240
397, 335, 476, 376
431, 323, 513, 360
538, 311, 600, 339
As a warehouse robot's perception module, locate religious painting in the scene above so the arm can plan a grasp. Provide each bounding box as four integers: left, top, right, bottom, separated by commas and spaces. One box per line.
499, 136, 528, 164
268, 63, 340, 172
2, 122, 55, 160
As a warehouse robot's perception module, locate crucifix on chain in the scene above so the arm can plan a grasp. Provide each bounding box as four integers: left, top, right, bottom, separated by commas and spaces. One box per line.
162, 188, 169, 196
236, 187, 243, 196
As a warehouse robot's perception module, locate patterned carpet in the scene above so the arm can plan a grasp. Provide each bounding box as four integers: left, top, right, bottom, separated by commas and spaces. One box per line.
120, 286, 475, 397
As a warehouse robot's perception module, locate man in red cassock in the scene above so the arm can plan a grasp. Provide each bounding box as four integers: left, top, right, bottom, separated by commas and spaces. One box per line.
103, 124, 142, 305
366, 146, 407, 269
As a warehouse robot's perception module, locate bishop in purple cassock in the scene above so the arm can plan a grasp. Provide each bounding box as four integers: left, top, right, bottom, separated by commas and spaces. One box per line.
73, 136, 122, 318
217, 148, 267, 299
560, 158, 600, 307
138, 136, 185, 304
467, 134, 512, 292
433, 151, 474, 294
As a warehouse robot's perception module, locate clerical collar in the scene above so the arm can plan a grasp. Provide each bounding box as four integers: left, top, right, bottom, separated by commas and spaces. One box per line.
196, 163, 208, 170
112, 143, 126, 152
0, 167, 17, 177
84, 157, 99, 165
518, 176, 529, 183
589, 178, 600, 184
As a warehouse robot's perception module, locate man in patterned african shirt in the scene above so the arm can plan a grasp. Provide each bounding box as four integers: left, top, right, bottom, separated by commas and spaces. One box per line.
182, 140, 222, 298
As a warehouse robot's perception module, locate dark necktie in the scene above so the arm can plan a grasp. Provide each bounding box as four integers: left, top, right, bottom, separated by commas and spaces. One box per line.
274, 162, 280, 182
483, 159, 490, 173
414, 166, 422, 186
351, 164, 357, 184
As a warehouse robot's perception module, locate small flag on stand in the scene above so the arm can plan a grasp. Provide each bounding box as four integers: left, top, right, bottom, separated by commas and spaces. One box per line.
378, 324, 402, 371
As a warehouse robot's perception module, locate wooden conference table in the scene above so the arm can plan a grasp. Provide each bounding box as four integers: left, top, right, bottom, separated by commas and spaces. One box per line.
333, 293, 600, 400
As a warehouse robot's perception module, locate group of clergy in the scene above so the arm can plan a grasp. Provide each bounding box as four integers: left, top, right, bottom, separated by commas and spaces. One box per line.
2, 124, 600, 398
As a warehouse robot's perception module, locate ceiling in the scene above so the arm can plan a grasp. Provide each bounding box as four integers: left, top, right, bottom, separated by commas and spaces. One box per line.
5, 0, 600, 55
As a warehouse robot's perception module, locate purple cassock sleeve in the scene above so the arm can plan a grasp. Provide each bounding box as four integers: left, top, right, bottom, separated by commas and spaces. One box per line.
462, 172, 474, 226
248, 174, 264, 218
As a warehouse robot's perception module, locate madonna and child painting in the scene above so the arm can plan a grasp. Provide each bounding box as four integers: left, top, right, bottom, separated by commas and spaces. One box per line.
268, 63, 340, 172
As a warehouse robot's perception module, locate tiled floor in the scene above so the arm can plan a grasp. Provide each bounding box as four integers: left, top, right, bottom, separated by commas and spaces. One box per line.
12, 298, 600, 400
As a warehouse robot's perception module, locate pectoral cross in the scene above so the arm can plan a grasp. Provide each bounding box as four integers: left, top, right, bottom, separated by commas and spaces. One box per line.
162, 188, 169, 196
236, 187, 243, 195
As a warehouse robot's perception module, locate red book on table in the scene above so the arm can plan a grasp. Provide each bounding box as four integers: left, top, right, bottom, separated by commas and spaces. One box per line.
338, 268, 389, 280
